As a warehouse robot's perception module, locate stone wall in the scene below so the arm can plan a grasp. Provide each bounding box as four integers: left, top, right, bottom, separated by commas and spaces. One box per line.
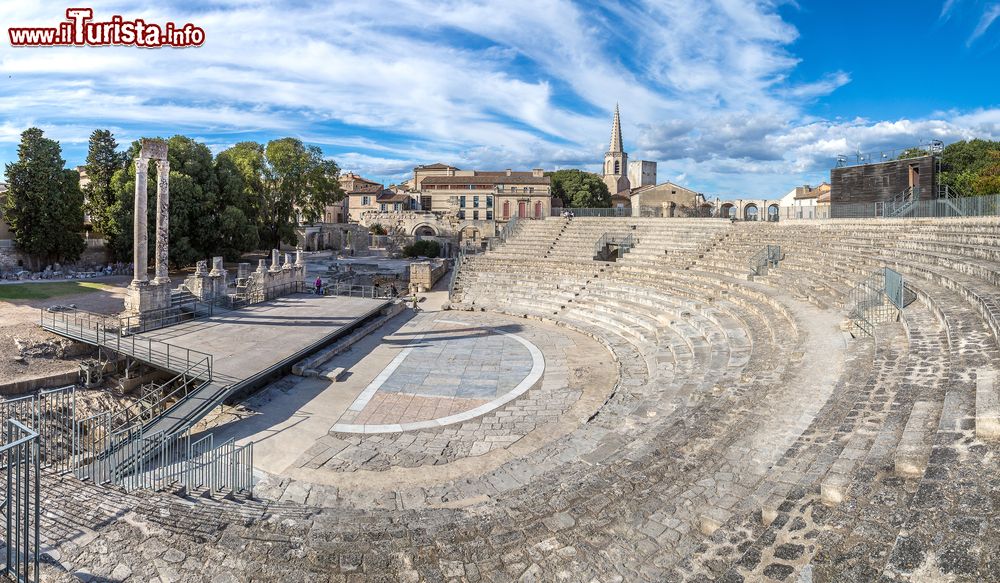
409, 259, 447, 292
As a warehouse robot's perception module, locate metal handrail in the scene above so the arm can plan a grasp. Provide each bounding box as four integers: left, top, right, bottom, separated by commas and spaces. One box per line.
0, 418, 40, 583
39, 308, 214, 379
593, 232, 638, 259
749, 244, 781, 276
109, 356, 213, 432
321, 282, 394, 299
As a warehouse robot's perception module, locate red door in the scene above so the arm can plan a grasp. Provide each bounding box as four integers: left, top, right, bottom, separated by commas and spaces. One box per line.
518, 201, 526, 218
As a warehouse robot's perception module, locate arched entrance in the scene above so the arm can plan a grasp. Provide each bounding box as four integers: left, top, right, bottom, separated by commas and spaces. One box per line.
534, 201, 542, 219
413, 224, 437, 237
518, 201, 527, 218
743, 203, 759, 221
720, 202, 736, 219
767, 204, 779, 222
699, 203, 714, 217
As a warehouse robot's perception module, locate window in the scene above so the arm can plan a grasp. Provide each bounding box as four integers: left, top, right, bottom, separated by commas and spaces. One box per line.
473, 210, 479, 220
460, 196, 466, 208
380, 203, 386, 211
473, 196, 480, 208
487, 210, 493, 220
458, 210, 465, 219
614, 160, 620, 174
394, 203, 401, 211
510, 187, 518, 193
528, 187, 534, 193
486, 195, 493, 208
362, 196, 370, 205
503, 201, 510, 220
497, 185, 504, 192
420, 195, 432, 210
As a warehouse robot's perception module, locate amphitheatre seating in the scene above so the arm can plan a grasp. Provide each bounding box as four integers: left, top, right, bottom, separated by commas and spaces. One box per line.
447, 214, 1000, 580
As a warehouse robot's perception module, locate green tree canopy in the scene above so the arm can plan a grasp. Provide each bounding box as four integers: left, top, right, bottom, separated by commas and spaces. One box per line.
221, 138, 344, 249
940, 139, 1000, 196
83, 130, 128, 258
548, 169, 612, 208
3, 128, 86, 268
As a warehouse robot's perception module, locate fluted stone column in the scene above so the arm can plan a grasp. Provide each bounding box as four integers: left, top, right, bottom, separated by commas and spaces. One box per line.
132, 157, 149, 284
154, 159, 170, 284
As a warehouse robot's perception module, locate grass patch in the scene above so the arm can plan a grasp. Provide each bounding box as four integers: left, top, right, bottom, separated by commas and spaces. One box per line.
0, 281, 115, 301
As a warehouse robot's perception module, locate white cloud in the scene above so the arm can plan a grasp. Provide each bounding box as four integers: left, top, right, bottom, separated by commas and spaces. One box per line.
969, 3, 1000, 45
0, 0, 994, 195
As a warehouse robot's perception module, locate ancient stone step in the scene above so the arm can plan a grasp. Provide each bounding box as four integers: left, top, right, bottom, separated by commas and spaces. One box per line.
975, 369, 999, 439
894, 401, 938, 479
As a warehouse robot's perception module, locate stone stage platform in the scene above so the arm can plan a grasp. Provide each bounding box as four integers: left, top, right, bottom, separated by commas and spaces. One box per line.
138, 293, 390, 435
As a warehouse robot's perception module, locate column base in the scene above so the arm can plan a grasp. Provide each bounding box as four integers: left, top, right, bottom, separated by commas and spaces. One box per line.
124, 280, 172, 316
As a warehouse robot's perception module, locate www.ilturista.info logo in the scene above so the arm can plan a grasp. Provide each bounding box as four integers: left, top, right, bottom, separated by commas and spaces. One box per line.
8, 8, 205, 48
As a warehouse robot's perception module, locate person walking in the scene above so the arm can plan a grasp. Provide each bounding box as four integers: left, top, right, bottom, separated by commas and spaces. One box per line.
315, 276, 323, 295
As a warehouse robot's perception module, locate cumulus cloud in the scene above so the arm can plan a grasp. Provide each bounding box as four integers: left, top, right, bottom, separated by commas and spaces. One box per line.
0, 0, 996, 196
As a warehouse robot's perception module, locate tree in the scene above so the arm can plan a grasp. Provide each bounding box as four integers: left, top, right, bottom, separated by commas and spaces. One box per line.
3, 128, 86, 268
369, 223, 388, 236
940, 139, 1000, 196
221, 138, 344, 249
548, 169, 612, 208
404, 240, 441, 258
84, 130, 129, 260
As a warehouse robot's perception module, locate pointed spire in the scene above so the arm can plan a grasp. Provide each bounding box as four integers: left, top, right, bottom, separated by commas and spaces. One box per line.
609, 103, 623, 153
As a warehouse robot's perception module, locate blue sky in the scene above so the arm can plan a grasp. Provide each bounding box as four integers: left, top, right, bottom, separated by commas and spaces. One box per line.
1, 0, 998, 198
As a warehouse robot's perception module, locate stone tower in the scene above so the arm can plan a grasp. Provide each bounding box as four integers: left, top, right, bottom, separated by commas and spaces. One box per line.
603, 104, 631, 195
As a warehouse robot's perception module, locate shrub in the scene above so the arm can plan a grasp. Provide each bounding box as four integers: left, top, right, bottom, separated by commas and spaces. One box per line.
369, 223, 387, 236
403, 240, 441, 258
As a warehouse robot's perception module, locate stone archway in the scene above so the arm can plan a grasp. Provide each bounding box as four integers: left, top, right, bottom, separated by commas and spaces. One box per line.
700, 203, 714, 217
413, 224, 438, 237
720, 202, 736, 219
743, 203, 759, 221
767, 204, 780, 222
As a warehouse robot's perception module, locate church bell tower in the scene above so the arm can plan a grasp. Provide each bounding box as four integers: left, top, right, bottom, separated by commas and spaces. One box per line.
603, 104, 630, 195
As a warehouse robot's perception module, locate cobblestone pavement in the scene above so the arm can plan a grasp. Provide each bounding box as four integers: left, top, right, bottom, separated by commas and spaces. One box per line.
26, 219, 1000, 581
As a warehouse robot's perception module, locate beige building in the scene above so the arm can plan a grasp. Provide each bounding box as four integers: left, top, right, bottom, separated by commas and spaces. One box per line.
338, 172, 413, 222
416, 166, 553, 221
778, 183, 829, 220
631, 182, 703, 216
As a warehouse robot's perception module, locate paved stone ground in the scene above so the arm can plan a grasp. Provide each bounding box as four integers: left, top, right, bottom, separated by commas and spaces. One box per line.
20, 219, 1000, 582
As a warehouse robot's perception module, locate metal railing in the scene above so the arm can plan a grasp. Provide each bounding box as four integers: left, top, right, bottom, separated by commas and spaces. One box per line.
749, 245, 781, 276
593, 232, 638, 260
832, 192, 1000, 219
552, 207, 630, 217
39, 308, 214, 379
847, 268, 906, 337
0, 386, 253, 499
0, 419, 39, 583
321, 282, 394, 299
109, 356, 213, 433
98, 426, 253, 496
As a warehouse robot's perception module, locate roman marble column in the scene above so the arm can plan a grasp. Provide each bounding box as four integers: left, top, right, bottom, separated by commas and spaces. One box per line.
132, 157, 149, 284
154, 159, 170, 284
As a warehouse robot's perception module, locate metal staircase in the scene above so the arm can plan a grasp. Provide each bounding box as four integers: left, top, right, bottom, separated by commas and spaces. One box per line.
593, 232, 638, 261
749, 245, 782, 277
